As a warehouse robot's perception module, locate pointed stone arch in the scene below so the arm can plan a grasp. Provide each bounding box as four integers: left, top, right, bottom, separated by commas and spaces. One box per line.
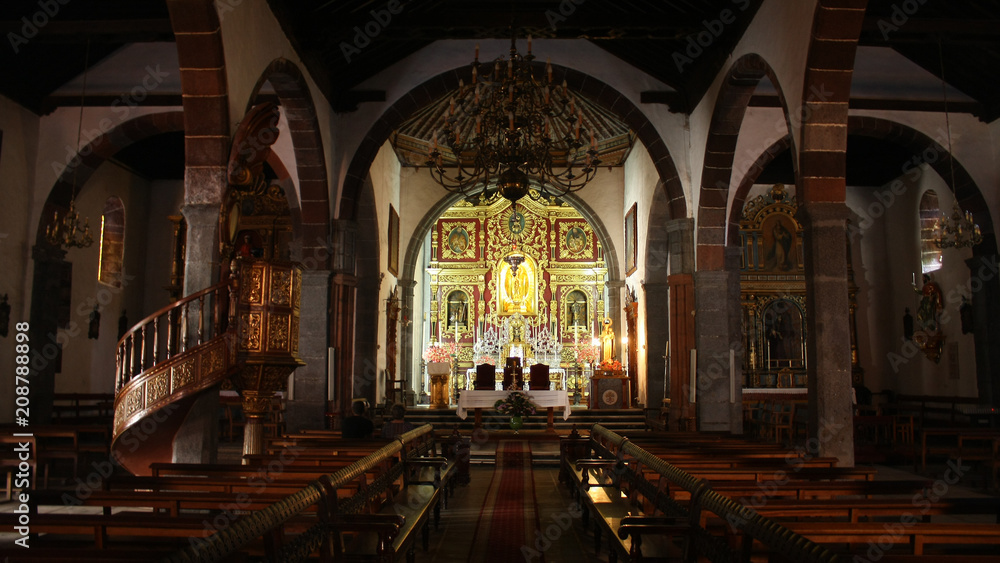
338, 65, 686, 223
247, 58, 331, 267
697, 53, 792, 271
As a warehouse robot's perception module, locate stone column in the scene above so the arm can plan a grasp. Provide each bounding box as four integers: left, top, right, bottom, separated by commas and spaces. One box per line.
398, 278, 418, 405
966, 250, 1000, 406
28, 243, 68, 425
693, 247, 742, 433
285, 268, 331, 432
180, 203, 220, 298
800, 202, 854, 466
329, 220, 358, 422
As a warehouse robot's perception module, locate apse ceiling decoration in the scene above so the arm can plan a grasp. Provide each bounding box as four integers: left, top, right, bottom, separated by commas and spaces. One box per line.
418, 37, 624, 209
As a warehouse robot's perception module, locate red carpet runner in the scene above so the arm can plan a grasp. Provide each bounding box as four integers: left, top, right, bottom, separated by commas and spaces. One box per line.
467, 441, 543, 562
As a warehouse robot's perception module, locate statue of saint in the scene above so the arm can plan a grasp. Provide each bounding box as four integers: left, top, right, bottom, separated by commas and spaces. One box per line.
600, 317, 615, 363
914, 273, 943, 333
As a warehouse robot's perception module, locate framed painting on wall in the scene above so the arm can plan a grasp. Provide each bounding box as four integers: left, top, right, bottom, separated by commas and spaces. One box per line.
388, 204, 399, 276
625, 203, 637, 276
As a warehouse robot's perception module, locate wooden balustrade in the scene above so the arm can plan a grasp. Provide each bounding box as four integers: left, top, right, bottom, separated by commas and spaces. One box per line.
115, 280, 234, 392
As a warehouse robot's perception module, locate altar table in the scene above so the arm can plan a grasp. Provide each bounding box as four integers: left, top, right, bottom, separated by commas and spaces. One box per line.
456, 390, 572, 431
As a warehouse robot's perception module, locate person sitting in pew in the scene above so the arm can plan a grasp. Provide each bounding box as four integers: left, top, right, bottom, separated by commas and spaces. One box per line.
342, 399, 374, 439
381, 403, 414, 439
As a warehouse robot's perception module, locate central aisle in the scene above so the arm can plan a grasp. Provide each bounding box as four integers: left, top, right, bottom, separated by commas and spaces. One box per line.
422, 440, 599, 562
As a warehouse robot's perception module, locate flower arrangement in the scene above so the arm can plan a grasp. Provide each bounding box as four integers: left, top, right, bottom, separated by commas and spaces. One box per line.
422, 342, 457, 364
476, 355, 496, 366
598, 359, 623, 372
575, 343, 601, 364
494, 391, 537, 417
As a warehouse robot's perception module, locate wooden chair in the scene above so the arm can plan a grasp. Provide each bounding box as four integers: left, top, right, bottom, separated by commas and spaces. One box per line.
503, 357, 522, 389
474, 363, 495, 390
528, 363, 550, 390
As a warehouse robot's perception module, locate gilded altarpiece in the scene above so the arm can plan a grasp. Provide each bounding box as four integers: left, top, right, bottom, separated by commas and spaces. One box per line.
740, 184, 861, 388
428, 193, 607, 371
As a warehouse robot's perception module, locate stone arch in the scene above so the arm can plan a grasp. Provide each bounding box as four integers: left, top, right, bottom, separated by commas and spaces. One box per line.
247, 58, 331, 266
697, 53, 792, 271
729, 135, 795, 242
797, 0, 869, 204
338, 64, 686, 223
847, 115, 995, 250
35, 111, 186, 243
166, 0, 230, 205
397, 189, 622, 387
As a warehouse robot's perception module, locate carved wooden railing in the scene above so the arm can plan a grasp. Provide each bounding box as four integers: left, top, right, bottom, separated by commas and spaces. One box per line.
115, 280, 234, 393
112, 278, 241, 474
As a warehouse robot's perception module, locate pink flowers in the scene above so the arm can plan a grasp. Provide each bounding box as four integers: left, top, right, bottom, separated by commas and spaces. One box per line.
422, 342, 457, 364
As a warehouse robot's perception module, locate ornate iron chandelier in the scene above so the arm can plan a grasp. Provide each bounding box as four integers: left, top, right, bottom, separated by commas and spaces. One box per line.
46, 40, 94, 250
933, 39, 980, 250
935, 202, 982, 248
426, 36, 602, 205
45, 199, 93, 249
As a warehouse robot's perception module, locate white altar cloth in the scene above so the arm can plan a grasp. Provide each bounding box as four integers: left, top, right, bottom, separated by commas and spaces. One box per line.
456, 390, 572, 420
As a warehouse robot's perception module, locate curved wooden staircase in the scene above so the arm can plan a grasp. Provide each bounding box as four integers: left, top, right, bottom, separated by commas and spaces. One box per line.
112, 260, 303, 475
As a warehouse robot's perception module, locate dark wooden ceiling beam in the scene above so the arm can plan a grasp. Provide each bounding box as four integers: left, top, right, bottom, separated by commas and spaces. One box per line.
0, 19, 173, 42
749, 93, 984, 119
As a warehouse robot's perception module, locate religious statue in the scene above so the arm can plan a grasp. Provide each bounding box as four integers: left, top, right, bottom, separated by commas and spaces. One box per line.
914, 274, 943, 333
600, 317, 615, 362
767, 219, 793, 271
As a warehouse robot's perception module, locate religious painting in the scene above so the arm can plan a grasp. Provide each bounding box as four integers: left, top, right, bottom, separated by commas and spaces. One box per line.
625, 203, 637, 276
388, 204, 399, 276
762, 299, 803, 366
447, 226, 469, 255
446, 290, 469, 328
761, 214, 796, 272
565, 226, 587, 254
496, 254, 537, 316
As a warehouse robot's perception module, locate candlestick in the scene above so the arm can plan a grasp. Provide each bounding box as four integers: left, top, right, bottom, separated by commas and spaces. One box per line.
689, 349, 697, 403
729, 349, 736, 403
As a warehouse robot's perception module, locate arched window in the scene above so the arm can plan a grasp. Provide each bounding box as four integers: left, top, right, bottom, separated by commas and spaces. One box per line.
919, 190, 943, 274
98, 197, 125, 287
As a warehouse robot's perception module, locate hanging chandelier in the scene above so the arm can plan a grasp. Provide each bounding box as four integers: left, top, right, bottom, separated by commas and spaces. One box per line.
935, 202, 982, 248
46, 40, 94, 250
425, 36, 602, 205
932, 39, 980, 250
45, 199, 93, 249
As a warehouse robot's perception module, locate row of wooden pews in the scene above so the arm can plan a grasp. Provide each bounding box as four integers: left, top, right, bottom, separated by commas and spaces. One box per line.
1, 424, 465, 562
561, 424, 1000, 562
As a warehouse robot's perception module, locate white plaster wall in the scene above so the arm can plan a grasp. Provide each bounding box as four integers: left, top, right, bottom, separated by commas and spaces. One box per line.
688, 0, 818, 236
623, 142, 660, 405
58, 162, 151, 395
0, 94, 40, 422
847, 165, 978, 397
368, 142, 402, 395
852, 109, 999, 242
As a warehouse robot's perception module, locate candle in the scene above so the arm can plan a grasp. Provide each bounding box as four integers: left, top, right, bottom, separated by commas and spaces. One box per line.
474, 44, 479, 60
527, 35, 532, 52
729, 349, 736, 403
912, 272, 916, 285
689, 349, 697, 403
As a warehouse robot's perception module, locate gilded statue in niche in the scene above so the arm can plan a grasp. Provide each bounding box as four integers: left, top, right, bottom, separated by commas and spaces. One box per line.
497, 256, 537, 316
